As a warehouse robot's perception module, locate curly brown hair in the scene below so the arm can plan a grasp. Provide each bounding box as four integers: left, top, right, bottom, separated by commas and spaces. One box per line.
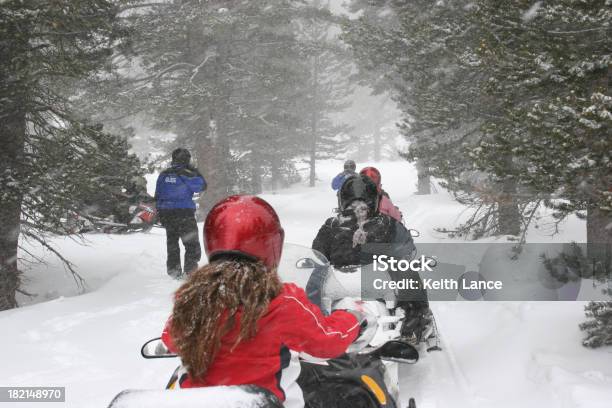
169, 258, 282, 379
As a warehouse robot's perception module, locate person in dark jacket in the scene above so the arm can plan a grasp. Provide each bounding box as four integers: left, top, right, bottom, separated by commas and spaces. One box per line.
155, 148, 206, 278
313, 174, 431, 342
315, 174, 414, 267
331, 159, 357, 191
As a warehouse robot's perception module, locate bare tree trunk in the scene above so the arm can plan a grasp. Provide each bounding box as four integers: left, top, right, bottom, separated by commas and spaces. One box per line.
0, 9, 29, 310
416, 159, 431, 195
309, 118, 317, 187
587, 207, 612, 275
196, 117, 230, 217
585, 64, 611, 274
356, 135, 365, 161
373, 130, 381, 162
250, 153, 263, 194
497, 176, 520, 236
196, 137, 216, 217
0, 110, 25, 311
270, 154, 281, 191
195, 27, 233, 217
309, 56, 319, 187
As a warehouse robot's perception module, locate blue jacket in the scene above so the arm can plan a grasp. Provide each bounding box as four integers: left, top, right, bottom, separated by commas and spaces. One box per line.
155, 165, 206, 211
331, 171, 356, 191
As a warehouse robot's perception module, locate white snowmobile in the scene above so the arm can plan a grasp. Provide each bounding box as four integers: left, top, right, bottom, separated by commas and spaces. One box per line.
108, 244, 420, 408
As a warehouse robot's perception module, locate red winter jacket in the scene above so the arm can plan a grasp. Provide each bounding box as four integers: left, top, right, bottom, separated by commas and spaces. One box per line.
161, 283, 360, 403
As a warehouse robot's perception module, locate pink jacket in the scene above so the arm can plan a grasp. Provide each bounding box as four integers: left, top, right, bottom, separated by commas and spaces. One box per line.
379, 193, 403, 222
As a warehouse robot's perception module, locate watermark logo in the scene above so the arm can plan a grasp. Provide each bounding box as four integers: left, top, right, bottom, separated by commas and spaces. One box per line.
373, 254, 436, 272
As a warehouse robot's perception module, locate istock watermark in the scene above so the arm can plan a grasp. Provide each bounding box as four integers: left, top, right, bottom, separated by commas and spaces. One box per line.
372, 254, 436, 272
358, 242, 612, 301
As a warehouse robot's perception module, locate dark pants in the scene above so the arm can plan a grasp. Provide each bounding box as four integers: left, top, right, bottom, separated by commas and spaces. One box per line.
159, 211, 201, 277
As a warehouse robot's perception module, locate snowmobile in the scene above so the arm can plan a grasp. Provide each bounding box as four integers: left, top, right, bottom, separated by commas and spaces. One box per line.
107, 244, 420, 408
310, 219, 441, 353
65, 200, 159, 234
123, 201, 158, 233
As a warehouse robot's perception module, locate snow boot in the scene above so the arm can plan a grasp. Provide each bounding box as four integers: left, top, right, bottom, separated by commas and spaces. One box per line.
400, 303, 433, 345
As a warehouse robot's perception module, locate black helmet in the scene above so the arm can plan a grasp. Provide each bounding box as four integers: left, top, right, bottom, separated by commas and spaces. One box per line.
344, 159, 356, 172
339, 174, 379, 214
171, 148, 191, 166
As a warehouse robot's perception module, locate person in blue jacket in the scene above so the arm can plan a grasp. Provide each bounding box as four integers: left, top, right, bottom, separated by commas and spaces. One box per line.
155, 148, 206, 278
331, 160, 357, 191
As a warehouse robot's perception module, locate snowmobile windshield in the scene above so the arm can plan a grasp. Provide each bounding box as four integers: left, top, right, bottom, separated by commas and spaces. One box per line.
278, 244, 396, 314
277, 244, 330, 294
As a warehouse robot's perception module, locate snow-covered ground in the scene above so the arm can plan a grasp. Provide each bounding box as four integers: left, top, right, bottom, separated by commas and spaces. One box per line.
3, 160, 611, 408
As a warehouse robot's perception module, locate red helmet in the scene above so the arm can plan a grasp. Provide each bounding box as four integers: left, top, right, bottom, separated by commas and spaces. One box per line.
204, 195, 284, 271
359, 167, 382, 191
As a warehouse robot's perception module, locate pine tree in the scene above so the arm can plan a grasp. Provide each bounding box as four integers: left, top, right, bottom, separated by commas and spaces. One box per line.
117, 1, 355, 200
297, 3, 353, 187
0, 0, 141, 310
511, 1, 610, 254
466, 0, 611, 248
121, 1, 329, 211
344, 1, 611, 243
344, 0, 527, 237
581, 301, 612, 348
344, 94, 400, 162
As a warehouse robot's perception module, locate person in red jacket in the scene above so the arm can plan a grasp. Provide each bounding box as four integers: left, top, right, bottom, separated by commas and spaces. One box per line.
161, 195, 371, 408
360, 166, 403, 223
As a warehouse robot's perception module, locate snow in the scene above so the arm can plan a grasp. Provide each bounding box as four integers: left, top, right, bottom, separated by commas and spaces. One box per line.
3, 159, 612, 408
108, 387, 271, 408
522, 2, 542, 23
410, 302, 612, 408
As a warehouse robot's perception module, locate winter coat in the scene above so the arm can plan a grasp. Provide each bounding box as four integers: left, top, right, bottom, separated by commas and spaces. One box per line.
154, 165, 206, 211
331, 171, 356, 191
161, 283, 359, 407
312, 210, 415, 267
379, 191, 403, 223
312, 211, 428, 307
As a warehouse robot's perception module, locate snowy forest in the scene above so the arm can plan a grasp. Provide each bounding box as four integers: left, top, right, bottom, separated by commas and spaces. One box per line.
0, 0, 611, 407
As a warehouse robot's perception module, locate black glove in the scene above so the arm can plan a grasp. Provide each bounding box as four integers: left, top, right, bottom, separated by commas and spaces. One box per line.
347, 310, 370, 337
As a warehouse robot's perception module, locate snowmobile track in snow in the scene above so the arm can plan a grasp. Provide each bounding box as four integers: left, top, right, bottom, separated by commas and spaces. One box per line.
399, 313, 475, 408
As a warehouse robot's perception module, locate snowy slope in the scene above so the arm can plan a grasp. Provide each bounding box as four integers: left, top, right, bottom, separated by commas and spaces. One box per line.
3, 160, 611, 408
